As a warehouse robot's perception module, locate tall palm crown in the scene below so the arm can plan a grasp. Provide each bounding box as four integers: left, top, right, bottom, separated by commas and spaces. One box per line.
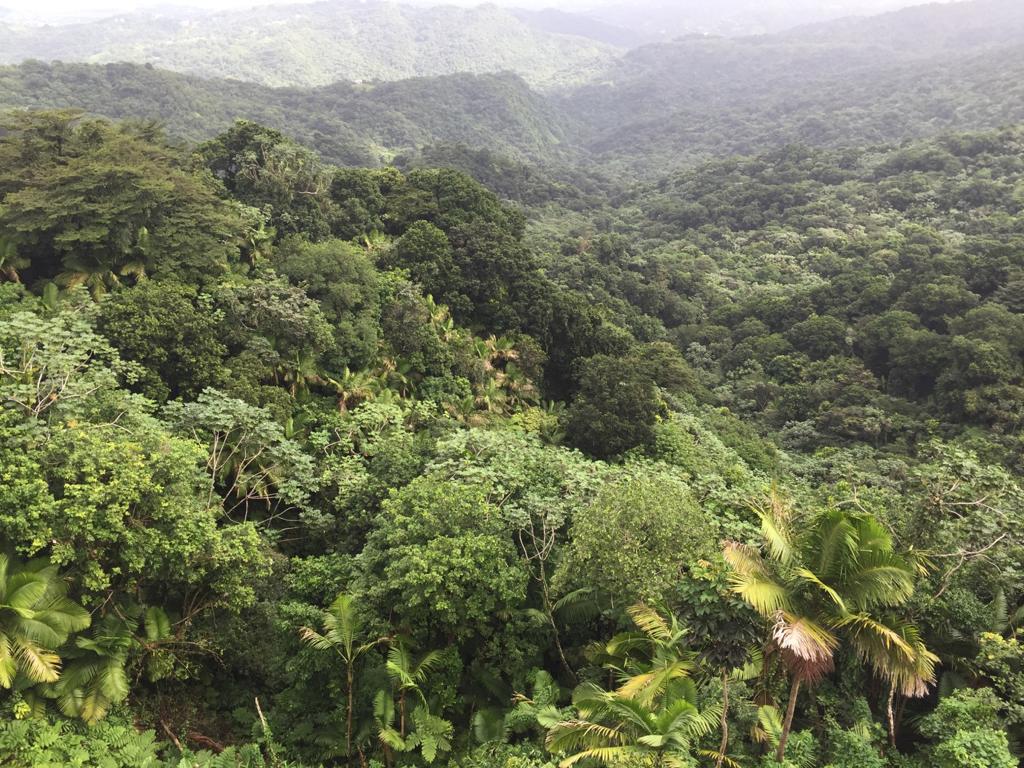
300, 593, 381, 764
723, 492, 937, 760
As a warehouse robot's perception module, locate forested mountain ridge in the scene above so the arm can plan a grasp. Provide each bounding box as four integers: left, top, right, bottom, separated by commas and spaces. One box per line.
577, 0, 953, 41
0, 1, 619, 89
770, 0, 1024, 52
563, 0, 1024, 173
0, 62, 573, 167
3, 0, 1023, 181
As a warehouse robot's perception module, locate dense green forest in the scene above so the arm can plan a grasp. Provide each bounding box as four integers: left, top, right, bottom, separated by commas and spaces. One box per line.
1, 1, 1024, 767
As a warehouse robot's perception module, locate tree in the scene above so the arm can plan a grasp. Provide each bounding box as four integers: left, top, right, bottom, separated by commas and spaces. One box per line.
723, 491, 936, 761
382, 639, 442, 739
96, 281, 228, 402
359, 478, 528, 646
784, 315, 849, 361
565, 355, 666, 460
0, 111, 246, 288
198, 120, 337, 240
300, 593, 382, 765
383, 221, 458, 310
273, 237, 381, 371
546, 683, 720, 768
162, 389, 317, 525
0, 301, 125, 420
917, 689, 1016, 768
556, 476, 715, 609
0, 552, 90, 688
53, 614, 135, 725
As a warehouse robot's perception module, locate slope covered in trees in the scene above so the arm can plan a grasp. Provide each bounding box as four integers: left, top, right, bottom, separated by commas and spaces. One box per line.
4, 0, 1024, 180
0, 62, 571, 167
562, 0, 1024, 173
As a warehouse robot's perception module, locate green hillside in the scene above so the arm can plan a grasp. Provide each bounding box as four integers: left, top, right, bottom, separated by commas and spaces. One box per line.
4, 0, 1024, 182
0, 62, 573, 166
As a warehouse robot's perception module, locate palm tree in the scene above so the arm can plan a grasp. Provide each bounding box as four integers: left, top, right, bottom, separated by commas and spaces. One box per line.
328, 367, 379, 412
723, 491, 936, 761
591, 604, 697, 708
0, 552, 91, 689
362, 231, 391, 259
300, 594, 382, 765
0, 237, 28, 283
499, 362, 538, 409
383, 638, 442, 738
546, 604, 725, 768
545, 679, 721, 767
56, 252, 146, 299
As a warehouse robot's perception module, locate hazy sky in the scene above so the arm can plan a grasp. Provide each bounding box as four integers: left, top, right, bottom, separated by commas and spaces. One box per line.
0, 0, 954, 23
0, 0, 594, 13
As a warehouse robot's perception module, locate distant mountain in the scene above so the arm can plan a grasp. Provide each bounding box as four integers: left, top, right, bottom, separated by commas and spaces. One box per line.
578, 0, 951, 42
771, 0, 1024, 52
1, 0, 1018, 182
561, 0, 1024, 172
0, 0, 621, 89
511, 8, 646, 49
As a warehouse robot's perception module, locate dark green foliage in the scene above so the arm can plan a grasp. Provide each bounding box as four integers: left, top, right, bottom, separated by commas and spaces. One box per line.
556, 476, 716, 605
3, 11, 1024, 760
0, 62, 568, 167
359, 478, 529, 645
96, 281, 228, 402
0, 111, 248, 291
564, 354, 666, 459
198, 121, 338, 241
273, 237, 381, 371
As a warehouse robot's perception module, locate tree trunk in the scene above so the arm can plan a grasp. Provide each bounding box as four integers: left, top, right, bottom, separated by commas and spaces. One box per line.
715, 671, 730, 768
886, 683, 897, 748
776, 677, 802, 763
399, 692, 406, 738
539, 560, 576, 683
346, 665, 355, 765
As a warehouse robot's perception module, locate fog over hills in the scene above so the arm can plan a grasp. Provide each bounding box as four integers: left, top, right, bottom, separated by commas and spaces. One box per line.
0, 1, 618, 88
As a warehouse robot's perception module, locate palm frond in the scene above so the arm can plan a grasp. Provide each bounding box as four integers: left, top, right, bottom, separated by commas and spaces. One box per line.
13, 638, 61, 683
756, 705, 784, 748
559, 746, 637, 768
628, 604, 673, 643
729, 571, 791, 617
805, 508, 858, 580
758, 508, 795, 567
772, 612, 836, 682
546, 718, 627, 753
795, 568, 846, 611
